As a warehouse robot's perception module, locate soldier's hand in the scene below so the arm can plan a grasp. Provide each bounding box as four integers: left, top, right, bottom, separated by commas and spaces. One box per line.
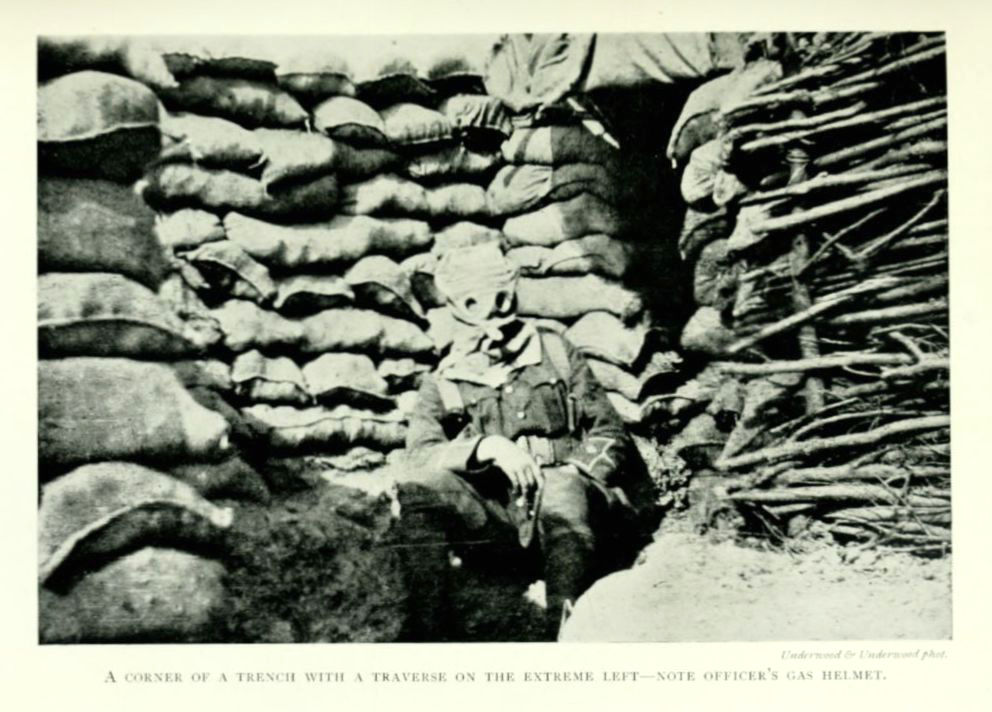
476, 435, 543, 494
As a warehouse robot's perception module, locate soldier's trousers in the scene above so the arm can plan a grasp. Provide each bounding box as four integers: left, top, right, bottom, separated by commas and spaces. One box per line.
395, 464, 630, 639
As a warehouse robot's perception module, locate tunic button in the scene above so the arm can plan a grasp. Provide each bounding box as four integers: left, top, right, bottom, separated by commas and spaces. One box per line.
504, 385, 513, 394
517, 411, 526, 420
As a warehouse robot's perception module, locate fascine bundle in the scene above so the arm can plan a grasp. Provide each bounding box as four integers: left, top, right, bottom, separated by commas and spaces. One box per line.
664, 32, 949, 549
36, 64, 257, 643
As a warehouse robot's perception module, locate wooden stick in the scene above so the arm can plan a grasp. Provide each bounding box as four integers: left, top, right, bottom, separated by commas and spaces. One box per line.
824, 505, 951, 523
775, 464, 949, 486
726, 102, 866, 142
881, 357, 950, 380
723, 81, 883, 122
858, 190, 946, 258
787, 409, 927, 442
725, 276, 901, 354
833, 44, 946, 88
859, 140, 948, 171
885, 108, 947, 132
727, 482, 950, 505
815, 117, 947, 169
740, 165, 927, 205
828, 298, 947, 326
798, 208, 886, 276
716, 415, 950, 470
739, 97, 946, 153
715, 353, 913, 375
753, 170, 947, 234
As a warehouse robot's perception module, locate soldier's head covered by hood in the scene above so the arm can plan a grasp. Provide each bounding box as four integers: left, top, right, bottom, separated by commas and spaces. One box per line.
434, 241, 522, 342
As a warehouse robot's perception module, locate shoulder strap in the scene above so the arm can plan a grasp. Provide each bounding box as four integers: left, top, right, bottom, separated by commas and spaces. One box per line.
538, 329, 572, 384
433, 375, 465, 416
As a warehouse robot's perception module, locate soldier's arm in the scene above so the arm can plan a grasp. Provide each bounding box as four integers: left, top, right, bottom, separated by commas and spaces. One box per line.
560, 340, 631, 486
404, 375, 486, 474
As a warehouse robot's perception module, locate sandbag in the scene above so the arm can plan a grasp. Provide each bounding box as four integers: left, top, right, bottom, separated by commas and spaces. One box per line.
38, 177, 169, 289
380, 102, 453, 145
170, 358, 234, 393
693, 239, 740, 309
313, 96, 387, 146
358, 63, 436, 109
38, 36, 178, 91
377, 358, 430, 392
181, 240, 277, 305
273, 274, 355, 316
605, 391, 643, 426
681, 139, 724, 208
434, 221, 504, 254
142, 164, 339, 220
565, 312, 657, 367
39, 462, 233, 585
38, 71, 161, 182
169, 455, 271, 504
276, 52, 356, 104
244, 403, 407, 451
680, 306, 735, 355
439, 94, 512, 138
209, 299, 305, 353
587, 361, 643, 402
506, 234, 632, 279
224, 212, 432, 268
301, 308, 434, 357
345, 255, 426, 322
39, 357, 231, 468
588, 353, 680, 403
38, 273, 217, 358
517, 275, 643, 321
231, 350, 310, 405
254, 128, 338, 188
486, 163, 614, 217
667, 58, 782, 165
426, 51, 487, 97
159, 75, 308, 128
308, 446, 387, 473
502, 193, 622, 247
340, 174, 429, 216
154, 209, 225, 250
501, 125, 617, 167
678, 207, 733, 263
162, 46, 277, 81
426, 183, 490, 219
403, 144, 502, 183
158, 112, 264, 170
39, 547, 226, 643
302, 353, 393, 410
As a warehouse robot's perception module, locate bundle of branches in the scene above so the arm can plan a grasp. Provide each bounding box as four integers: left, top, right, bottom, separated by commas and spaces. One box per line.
679, 32, 949, 552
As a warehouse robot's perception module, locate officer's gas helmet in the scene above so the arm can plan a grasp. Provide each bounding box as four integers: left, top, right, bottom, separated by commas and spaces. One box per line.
434, 242, 521, 334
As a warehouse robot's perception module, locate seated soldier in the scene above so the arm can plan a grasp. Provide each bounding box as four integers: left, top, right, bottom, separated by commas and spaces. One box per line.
396, 242, 658, 641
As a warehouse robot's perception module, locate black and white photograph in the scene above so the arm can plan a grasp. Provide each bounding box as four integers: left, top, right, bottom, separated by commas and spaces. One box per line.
11, 0, 992, 706
34, 28, 954, 647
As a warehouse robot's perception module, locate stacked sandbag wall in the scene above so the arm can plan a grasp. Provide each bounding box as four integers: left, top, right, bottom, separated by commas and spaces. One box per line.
37, 66, 251, 643
139, 49, 505, 484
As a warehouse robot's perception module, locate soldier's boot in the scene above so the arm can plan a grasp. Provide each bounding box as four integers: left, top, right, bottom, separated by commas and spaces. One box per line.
396, 505, 453, 641
542, 531, 597, 641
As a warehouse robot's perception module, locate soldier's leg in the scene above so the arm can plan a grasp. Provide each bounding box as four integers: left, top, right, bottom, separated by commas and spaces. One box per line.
537, 468, 609, 639
393, 465, 487, 641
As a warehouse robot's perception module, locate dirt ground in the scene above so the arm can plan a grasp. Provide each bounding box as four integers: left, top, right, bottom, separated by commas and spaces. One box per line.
559, 521, 952, 642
